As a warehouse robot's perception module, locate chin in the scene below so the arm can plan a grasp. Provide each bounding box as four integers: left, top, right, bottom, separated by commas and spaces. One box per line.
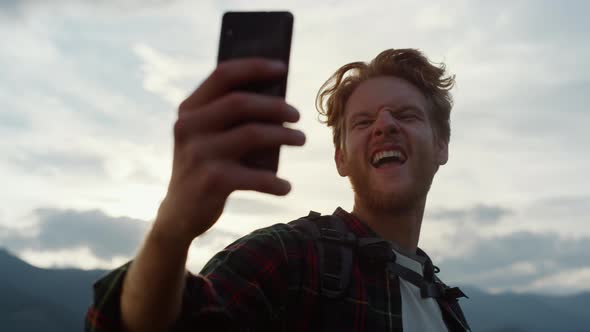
352, 183, 410, 212
347, 165, 430, 210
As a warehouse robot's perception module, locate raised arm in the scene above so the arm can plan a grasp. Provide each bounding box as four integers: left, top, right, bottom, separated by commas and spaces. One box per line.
118, 58, 305, 332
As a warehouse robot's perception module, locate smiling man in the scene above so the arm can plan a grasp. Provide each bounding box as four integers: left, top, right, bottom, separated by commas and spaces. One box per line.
86, 49, 470, 332
324, 55, 451, 254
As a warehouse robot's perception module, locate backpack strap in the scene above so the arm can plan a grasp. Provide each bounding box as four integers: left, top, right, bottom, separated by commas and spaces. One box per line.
434, 282, 472, 332
385, 254, 471, 331
289, 210, 356, 299
429, 267, 471, 331
290, 211, 471, 331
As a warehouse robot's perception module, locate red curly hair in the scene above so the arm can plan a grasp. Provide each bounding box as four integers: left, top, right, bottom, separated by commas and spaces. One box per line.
316, 49, 456, 149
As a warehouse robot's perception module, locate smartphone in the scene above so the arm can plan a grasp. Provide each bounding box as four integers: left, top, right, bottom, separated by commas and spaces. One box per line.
217, 11, 294, 173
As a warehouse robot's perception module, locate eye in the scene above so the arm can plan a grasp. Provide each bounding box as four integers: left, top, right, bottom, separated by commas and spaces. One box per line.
354, 119, 372, 128
400, 113, 419, 121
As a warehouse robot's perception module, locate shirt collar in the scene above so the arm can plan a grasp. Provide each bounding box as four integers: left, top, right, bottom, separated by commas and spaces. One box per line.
333, 206, 379, 238
333, 206, 431, 264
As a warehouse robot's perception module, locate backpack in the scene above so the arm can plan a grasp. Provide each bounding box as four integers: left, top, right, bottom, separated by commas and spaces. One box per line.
288, 210, 471, 331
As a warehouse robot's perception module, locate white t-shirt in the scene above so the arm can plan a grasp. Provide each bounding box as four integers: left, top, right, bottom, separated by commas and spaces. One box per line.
392, 246, 449, 332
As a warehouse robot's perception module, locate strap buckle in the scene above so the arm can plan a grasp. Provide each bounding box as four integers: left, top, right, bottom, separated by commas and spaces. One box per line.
420, 282, 446, 299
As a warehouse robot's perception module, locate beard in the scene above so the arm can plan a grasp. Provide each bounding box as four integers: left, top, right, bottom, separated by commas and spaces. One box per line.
346, 159, 435, 214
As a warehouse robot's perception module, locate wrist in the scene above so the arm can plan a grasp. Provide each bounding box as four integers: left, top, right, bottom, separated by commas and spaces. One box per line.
149, 217, 193, 257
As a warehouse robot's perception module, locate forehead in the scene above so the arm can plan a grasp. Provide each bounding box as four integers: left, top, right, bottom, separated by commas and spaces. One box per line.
344, 76, 428, 120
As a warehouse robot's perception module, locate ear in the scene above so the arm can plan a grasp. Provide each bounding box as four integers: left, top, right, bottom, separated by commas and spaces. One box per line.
335, 145, 349, 177
436, 138, 449, 166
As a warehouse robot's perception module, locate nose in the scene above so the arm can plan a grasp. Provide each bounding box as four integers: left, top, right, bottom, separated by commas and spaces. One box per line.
373, 107, 399, 138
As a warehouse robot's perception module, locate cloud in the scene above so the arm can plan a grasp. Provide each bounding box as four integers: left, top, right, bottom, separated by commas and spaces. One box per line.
465, 78, 590, 149
17, 246, 131, 270
0, 207, 242, 270
487, 0, 589, 43
4, 149, 106, 177
225, 196, 289, 215
514, 267, 590, 294
0, 208, 149, 259
0, 0, 173, 17
0, 0, 19, 14
438, 231, 590, 295
526, 196, 590, 220
1, 0, 589, 293
427, 204, 512, 224
133, 43, 208, 106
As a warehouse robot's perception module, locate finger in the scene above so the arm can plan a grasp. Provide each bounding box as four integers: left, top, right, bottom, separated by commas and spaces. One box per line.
179, 58, 287, 112
220, 163, 292, 196
201, 93, 300, 131
178, 124, 305, 168
174, 93, 300, 138
210, 123, 306, 158
189, 161, 291, 199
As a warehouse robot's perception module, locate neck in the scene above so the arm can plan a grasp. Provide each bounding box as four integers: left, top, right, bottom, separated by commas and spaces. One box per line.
351, 196, 426, 254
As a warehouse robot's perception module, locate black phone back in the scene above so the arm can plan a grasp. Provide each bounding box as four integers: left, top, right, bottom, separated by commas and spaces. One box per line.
218, 11, 293, 98
217, 11, 293, 173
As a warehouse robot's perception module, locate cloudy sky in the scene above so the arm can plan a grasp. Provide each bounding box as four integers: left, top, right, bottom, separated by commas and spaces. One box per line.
0, 0, 588, 296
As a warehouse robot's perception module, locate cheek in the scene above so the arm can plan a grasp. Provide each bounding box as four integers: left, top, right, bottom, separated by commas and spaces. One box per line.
409, 125, 435, 147
346, 133, 367, 155
404, 135, 435, 168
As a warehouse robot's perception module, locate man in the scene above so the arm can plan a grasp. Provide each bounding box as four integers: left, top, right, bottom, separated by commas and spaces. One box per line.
85, 49, 470, 332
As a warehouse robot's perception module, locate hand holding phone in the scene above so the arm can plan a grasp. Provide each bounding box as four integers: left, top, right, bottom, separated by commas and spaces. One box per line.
125, 14, 300, 332
155, 12, 300, 243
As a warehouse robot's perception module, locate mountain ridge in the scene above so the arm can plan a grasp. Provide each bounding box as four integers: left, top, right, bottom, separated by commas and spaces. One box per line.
1, 247, 588, 332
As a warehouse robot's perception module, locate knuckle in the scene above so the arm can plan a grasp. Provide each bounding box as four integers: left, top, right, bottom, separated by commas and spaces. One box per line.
257, 174, 274, 191
226, 92, 250, 109
259, 173, 283, 194
188, 141, 206, 163
177, 140, 204, 168
174, 114, 201, 142
242, 123, 264, 142
270, 98, 287, 113
200, 163, 224, 191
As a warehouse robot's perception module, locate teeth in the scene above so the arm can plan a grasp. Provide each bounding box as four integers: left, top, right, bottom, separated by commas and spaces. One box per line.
372, 150, 404, 165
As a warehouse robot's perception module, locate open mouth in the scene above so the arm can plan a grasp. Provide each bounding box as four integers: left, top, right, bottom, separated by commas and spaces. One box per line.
371, 150, 407, 168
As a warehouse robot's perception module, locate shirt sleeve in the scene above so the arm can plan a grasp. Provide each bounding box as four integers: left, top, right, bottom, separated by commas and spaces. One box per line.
84, 223, 300, 332
85, 261, 132, 332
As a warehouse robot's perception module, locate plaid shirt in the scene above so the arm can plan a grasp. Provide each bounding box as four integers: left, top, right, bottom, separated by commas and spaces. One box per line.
85, 207, 470, 331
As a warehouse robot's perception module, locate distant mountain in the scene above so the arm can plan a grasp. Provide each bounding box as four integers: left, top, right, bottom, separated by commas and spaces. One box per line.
0, 247, 107, 332
0, 283, 78, 331
459, 286, 590, 332
0, 247, 589, 332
